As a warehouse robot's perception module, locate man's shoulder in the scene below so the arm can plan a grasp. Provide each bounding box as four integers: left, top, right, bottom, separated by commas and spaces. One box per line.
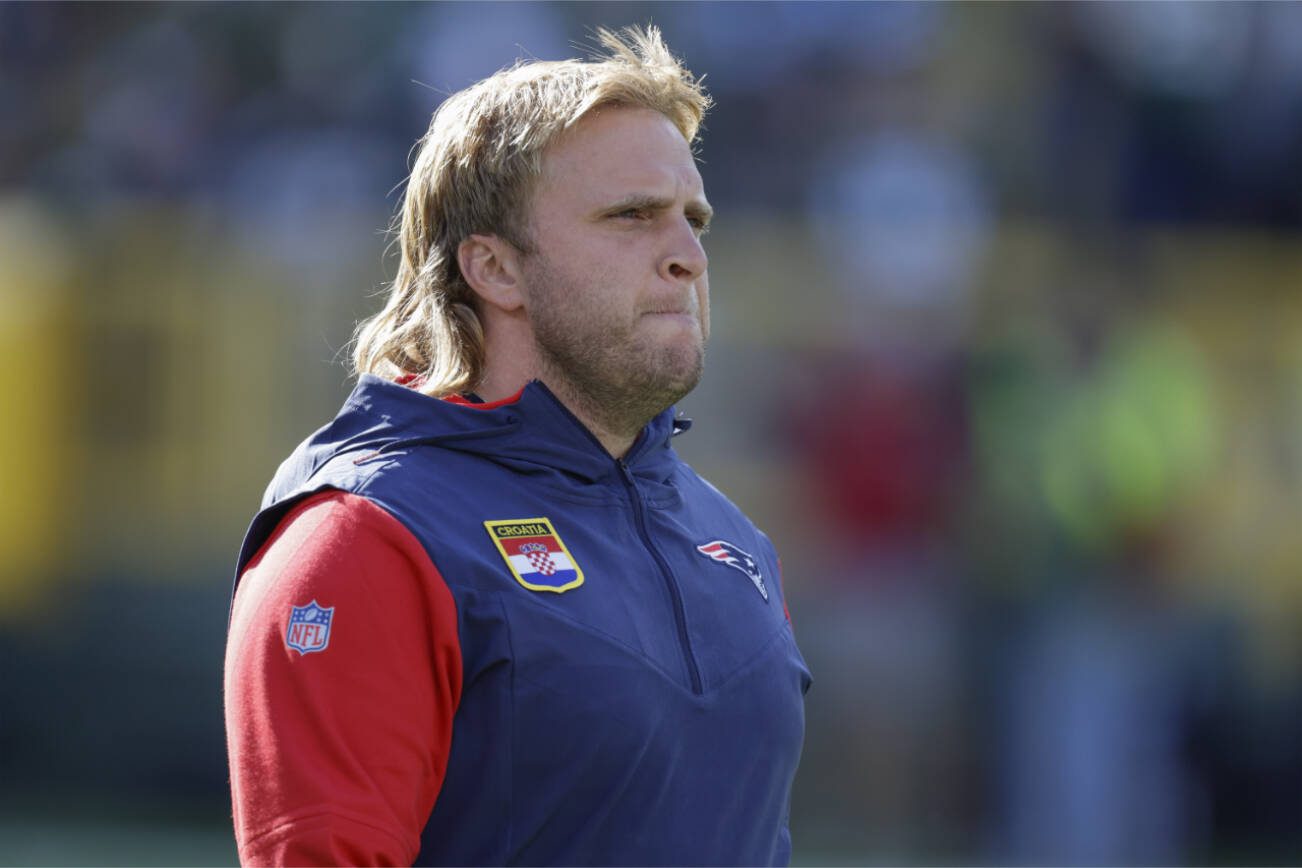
671, 460, 771, 539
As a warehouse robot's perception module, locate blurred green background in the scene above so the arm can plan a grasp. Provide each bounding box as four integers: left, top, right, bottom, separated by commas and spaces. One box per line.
2, 2, 1300, 865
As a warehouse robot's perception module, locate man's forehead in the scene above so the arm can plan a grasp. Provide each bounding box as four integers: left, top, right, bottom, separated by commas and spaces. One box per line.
540, 107, 705, 195
594, 162, 707, 199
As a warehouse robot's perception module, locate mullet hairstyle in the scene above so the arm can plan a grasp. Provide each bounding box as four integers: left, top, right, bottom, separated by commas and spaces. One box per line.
352, 25, 712, 397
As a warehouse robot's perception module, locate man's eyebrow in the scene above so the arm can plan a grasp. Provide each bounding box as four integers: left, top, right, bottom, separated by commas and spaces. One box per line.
686, 200, 714, 224
603, 194, 714, 222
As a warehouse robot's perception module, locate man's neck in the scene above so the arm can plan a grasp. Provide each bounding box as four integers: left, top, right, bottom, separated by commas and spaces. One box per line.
476, 326, 666, 458
475, 368, 641, 459
540, 377, 641, 459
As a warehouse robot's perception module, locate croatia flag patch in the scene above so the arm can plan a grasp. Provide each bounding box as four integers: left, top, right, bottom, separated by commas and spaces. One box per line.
485, 517, 585, 593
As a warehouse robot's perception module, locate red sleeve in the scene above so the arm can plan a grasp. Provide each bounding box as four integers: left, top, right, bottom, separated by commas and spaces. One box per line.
224, 490, 463, 867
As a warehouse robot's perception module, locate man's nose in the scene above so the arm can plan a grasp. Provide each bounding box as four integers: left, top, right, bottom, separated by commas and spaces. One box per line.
661, 218, 708, 283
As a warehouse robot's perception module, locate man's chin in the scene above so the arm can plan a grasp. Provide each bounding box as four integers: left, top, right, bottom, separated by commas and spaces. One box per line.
652, 348, 705, 403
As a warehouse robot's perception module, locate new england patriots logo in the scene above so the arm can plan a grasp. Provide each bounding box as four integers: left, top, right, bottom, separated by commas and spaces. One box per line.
696, 540, 768, 601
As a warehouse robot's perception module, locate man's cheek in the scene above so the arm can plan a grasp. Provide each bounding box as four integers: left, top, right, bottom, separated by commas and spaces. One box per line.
698, 282, 710, 342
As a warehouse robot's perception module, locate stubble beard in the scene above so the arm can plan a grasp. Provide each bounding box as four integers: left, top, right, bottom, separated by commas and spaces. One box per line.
526, 257, 705, 444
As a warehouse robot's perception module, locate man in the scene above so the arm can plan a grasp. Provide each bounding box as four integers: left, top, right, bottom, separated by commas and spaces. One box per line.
225, 26, 810, 867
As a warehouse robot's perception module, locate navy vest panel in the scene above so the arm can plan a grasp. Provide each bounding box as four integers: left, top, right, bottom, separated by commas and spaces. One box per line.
234, 376, 811, 866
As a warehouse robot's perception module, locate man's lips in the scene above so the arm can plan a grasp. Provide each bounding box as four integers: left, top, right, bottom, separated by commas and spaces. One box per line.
642, 301, 696, 317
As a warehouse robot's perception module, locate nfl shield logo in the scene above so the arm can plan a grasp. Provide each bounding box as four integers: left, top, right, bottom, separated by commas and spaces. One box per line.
286, 600, 334, 655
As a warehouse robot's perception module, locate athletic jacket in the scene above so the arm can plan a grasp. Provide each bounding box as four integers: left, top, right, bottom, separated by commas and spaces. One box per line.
225, 374, 811, 866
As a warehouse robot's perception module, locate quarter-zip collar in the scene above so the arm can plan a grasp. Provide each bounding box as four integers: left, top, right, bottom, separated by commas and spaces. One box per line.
303, 374, 688, 488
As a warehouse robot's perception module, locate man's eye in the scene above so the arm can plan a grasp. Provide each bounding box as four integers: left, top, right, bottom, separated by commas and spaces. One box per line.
615, 208, 650, 220
689, 218, 711, 236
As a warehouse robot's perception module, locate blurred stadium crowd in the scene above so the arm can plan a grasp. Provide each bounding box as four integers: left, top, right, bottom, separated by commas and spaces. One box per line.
1, 3, 1300, 864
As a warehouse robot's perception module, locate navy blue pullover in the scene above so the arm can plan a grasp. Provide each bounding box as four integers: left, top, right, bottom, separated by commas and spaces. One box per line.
232, 375, 811, 865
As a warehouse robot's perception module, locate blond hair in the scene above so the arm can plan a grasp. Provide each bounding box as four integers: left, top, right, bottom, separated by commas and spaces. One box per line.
352, 25, 711, 397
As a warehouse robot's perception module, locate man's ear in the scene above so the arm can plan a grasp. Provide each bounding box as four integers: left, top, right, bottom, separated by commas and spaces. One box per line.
458, 234, 525, 312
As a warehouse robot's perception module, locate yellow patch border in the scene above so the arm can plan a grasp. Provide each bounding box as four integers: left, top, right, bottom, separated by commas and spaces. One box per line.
484, 517, 585, 593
